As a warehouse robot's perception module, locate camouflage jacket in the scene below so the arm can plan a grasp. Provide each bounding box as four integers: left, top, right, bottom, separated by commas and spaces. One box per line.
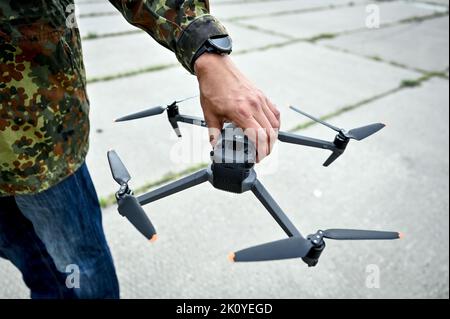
0, 1, 227, 196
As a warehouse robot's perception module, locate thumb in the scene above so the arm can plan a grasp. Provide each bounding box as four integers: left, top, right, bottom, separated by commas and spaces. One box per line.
205, 114, 224, 147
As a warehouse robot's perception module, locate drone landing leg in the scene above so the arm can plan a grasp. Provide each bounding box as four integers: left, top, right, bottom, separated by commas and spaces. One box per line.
138, 169, 210, 206
251, 180, 303, 238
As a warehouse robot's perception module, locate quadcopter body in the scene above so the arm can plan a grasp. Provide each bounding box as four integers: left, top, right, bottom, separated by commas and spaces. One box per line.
107, 99, 401, 267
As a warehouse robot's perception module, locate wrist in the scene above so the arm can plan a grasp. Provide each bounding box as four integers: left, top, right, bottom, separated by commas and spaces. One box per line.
194, 53, 233, 77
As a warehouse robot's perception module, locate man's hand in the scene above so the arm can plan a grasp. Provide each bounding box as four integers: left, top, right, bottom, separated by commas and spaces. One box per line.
195, 53, 280, 162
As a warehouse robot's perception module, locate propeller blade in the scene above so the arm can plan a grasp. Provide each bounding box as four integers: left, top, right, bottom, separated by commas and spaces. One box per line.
107, 150, 131, 185
115, 106, 166, 122
231, 237, 313, 262
346, 123, 385, 141
323, 151, 343, 167
323, 229, 401, 240
290, 106, 341, 132
118, 194, 157, 241
175, 95, 198, 104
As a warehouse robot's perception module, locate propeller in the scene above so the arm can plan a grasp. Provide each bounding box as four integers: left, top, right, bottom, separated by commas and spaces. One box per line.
321, 229, 402, 240
230, 236, 313, 262
289, 106, 385, 141
107, 149, 131, 185
107, 150, 157, 241
289, 106, 385, 166
115, 106, 166, 122
230, 229, 401, 262
114, 95, 198, 123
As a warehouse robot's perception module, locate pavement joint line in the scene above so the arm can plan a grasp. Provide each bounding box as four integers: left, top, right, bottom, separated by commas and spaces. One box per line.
87, 12, 448, 83
320, 43, 450, 76
229, 21, 296, 40
79, 0, 369, 39
76, 0, 448, 21
82, 29, 141, 41
289, 69, 447, 132
232, 10, 448, 42
80, 5, 447, 43
77, 0, 363, 20
87, 63, 178, 83
98, 70, 446, 209
223, 1, 364, 22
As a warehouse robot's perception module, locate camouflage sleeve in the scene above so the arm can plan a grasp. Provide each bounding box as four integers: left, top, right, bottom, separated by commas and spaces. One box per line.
108, 0, 229, 74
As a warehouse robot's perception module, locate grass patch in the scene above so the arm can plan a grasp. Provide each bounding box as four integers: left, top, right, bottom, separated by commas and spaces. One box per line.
84, 32, 99, 40
400, 71, 448, 88
99, 162, 209, 208
369, 55, 383, 62
307, 33, 337, 43
400, 11, 449, 24
400, 79, 422, 88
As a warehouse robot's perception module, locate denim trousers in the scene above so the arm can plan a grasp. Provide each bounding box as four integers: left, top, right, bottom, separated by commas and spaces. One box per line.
0, 163, 119, 299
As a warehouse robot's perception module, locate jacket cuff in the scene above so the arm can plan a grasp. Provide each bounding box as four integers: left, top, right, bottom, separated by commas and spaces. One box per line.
176, 14, 228, 75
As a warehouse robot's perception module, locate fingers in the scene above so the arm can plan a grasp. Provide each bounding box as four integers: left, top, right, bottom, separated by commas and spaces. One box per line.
251, 108, 275, 159
260, 98, 280, 154
262, 98, 280, 130
204, 113, 223, 147
239, 117, 269, 163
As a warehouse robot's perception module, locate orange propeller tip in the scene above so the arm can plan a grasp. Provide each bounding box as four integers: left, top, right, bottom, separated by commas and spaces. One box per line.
398, 232, 405, 239
149, 234, 158, 243
227, 252, 235, 263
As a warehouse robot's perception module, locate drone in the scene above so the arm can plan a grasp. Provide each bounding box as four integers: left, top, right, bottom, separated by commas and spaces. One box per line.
107, 98, 402, 267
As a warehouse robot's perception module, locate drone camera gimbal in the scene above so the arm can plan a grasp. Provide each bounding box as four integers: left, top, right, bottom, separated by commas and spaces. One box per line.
108, 98, 401, 266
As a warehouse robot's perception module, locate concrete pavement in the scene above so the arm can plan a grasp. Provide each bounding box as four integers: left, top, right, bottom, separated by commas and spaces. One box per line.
0, 0, 448, 299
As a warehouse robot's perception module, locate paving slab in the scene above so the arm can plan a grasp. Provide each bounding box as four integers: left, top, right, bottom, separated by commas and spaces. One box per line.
75, 1, 377, 39
237, 1, 445, 39
1, 78, 448, 299
76, 0, 115, 16
212, 0, 367, 20
77, 13, 135, 38
83, 41, 419, 198
321, 16, 449, 72
81, 23, 286, 80
74, 0, 368, 18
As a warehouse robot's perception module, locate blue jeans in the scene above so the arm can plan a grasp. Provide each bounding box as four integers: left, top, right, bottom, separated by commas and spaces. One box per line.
0, 163, 119, 299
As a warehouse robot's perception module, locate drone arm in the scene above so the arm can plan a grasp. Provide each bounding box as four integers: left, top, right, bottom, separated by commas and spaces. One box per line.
138, 169, 210, 206
278, 131, 336, 151
176, 114, 207, 128
251, 180, 303, 238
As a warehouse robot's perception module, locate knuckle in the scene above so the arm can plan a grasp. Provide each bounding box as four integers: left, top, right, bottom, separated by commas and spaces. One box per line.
236, 104, 251, 119
249, 99, 260, 110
